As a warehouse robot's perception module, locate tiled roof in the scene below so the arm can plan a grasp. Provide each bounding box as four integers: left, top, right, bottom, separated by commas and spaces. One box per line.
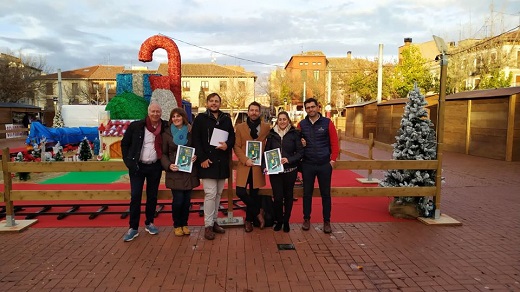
121, 68, 159, 74
500, 28, 520, 41
158, 63, 256, 78
0, 102, 42, 110
41, 65, 125, 80
39, 63, 257, 81
99, 120, 133, 137
89, 66, 125, 79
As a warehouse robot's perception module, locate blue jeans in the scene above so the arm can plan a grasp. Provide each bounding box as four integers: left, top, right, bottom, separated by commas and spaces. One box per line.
171, 189, 192, 227
302, 161, 332, 222
128, 161, 162, 230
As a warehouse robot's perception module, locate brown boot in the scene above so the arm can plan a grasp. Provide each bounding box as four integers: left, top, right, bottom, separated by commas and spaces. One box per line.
257, 209, 265, 229
323, 221, 332, 234
213, 222, 225, 234
244, 221, 253, 232
204, 226, 215, 240
302, 219, 310, 231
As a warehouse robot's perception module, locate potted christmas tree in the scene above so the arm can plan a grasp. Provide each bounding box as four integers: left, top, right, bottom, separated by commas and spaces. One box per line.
78, 137, 93, 161
380, 86, 437, 218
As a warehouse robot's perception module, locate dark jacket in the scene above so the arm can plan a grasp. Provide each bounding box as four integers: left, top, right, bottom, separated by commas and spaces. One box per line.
298, 114, 338, 165
121, 119, 168, 173
191, 110, 235, 179
160, 126, 200, 190
264, 125, 304, 171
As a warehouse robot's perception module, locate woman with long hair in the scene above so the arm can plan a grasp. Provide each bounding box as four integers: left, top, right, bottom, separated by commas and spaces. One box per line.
264, 111, 304, 232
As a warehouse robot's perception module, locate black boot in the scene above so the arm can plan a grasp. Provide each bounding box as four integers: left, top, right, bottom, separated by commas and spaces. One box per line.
273, 222, 282, 231
283, 222, 290, 233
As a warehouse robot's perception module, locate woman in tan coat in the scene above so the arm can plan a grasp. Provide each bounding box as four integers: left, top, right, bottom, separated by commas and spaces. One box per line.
233, 102, 271, 232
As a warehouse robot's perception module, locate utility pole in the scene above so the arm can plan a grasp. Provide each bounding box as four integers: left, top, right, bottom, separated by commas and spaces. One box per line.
302, 81, 306, 103
57, 69, 63, 110
105, 82, 109, 103
376, 44, 384, 104
326, 70, 332, 118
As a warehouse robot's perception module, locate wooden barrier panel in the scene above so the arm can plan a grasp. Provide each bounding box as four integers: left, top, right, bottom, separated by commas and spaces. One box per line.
2, 151, 438, 200
1, 138, 441, 226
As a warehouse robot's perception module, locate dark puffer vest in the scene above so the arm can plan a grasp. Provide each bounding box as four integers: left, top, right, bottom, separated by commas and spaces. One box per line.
298, 115, 332, 165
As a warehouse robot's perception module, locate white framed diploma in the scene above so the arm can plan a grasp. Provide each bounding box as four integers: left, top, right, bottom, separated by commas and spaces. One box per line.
264, 148, 284, 175
246, 140, 262, 166
175, 145, 195, 173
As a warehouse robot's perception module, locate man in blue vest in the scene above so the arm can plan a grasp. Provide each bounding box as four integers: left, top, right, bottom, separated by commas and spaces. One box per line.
298, 98, 339, 233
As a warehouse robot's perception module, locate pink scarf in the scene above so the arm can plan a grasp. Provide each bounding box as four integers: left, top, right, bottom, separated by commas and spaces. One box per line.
145, 116, 162, 157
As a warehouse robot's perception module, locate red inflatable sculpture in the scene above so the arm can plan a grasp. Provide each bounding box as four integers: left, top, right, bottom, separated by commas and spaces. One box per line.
138, 35, 182, 107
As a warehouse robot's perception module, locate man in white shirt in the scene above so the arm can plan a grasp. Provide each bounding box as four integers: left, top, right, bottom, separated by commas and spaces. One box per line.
121, 102, 168, 242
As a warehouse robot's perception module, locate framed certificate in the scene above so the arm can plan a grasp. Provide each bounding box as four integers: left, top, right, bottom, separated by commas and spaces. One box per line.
175, 145, 195, 173
246, 140, 262, 166
264, 148, 284, 175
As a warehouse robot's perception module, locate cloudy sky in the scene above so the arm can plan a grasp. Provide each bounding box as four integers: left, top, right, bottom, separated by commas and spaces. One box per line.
1, 0, 519, 76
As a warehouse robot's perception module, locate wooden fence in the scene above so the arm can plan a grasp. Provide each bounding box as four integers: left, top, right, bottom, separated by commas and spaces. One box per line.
0, 127, 29, 144
1, 131, 441, 227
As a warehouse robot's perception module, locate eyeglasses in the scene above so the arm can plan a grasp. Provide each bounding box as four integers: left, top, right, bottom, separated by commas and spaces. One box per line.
305, 105, 317, 110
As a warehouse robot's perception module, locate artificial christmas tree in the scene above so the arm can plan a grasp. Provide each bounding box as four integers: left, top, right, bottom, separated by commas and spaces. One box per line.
380, 86, 437, 218
78, 137, 93, 161
54, 147, 64, 161
53, 109, 64, 128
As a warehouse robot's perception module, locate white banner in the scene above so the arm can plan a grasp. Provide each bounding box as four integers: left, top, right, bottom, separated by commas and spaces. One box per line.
5, 124, 24, 139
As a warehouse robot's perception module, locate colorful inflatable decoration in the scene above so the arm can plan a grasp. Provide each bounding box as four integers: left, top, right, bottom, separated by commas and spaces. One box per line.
138, 35, 182, 108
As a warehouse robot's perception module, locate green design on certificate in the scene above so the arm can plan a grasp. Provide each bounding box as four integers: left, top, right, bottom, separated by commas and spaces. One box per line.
175, 145, 195, 173
264, 148, 283, 175
246, 140, 262, 166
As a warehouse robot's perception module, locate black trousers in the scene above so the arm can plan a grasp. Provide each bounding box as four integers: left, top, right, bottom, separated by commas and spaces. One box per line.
302, 161, 332, 222
236, 169, 261, 222
128, 161, 162, 230
269, 170, 298, 224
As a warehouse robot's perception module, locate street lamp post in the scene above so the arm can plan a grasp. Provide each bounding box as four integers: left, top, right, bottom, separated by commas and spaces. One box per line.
52, 97, 58, 112
325, 103, 332, 118
433, 35, 449, 220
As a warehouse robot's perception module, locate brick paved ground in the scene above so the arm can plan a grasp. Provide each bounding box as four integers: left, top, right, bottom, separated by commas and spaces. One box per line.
1, 142, 519, 291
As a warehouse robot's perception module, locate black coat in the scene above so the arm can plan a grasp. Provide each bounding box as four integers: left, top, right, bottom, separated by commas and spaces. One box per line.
121, 119, 168, 173
191, 110, 235, 179
264, 126, 304, 170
